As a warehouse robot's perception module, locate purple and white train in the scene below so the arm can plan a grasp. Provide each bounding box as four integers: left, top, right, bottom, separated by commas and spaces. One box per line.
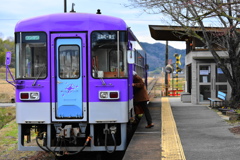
6, 11, 148, 155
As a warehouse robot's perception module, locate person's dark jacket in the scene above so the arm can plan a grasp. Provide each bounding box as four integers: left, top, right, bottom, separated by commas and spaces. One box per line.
133, 75, 149, 102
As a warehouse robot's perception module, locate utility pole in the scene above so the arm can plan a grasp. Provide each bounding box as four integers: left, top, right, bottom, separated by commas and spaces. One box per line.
165, 41, 168, 96
64, 0, 67, 13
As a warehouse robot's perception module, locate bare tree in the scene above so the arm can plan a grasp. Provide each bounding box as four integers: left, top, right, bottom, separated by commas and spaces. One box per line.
128, 0, 240, 106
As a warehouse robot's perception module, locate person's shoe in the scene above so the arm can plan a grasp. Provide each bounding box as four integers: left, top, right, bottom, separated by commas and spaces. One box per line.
145, 123, 154, 128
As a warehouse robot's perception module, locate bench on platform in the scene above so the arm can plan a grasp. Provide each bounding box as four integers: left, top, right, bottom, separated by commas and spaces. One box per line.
208, 91, 226, 108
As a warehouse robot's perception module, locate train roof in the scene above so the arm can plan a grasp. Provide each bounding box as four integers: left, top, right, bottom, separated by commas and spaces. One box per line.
15, 13, 127, 33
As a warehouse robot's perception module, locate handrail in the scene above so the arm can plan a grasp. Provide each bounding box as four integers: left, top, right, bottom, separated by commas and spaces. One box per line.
6, 65, 16, 87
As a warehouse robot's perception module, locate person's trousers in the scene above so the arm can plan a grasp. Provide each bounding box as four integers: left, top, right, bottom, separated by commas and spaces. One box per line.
138, 101, 152, 125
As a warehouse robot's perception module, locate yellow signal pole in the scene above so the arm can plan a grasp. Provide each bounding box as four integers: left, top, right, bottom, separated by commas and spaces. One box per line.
174, 54, 181, 96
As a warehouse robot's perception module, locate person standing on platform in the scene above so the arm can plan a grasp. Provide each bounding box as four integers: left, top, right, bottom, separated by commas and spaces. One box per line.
132, 71, 154, 128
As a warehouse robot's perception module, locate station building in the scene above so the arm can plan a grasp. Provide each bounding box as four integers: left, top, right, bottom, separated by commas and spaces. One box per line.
149, 25, 231, 104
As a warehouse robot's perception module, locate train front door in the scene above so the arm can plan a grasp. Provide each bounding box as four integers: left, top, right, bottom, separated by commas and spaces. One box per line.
51, 33, 86, 120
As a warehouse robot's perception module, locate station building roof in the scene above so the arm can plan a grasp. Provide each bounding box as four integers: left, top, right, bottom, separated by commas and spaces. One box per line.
148, 25, 233, 41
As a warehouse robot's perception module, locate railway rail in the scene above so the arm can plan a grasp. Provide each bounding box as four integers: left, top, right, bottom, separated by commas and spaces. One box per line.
147, 77, 158, 94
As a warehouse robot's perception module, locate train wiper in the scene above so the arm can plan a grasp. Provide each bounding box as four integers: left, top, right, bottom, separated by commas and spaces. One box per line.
100, 77, 106, 86
32, 65, 46, 86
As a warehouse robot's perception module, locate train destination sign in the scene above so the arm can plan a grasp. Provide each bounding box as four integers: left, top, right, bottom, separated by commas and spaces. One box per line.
25, 35, 40, 40
97, 33, 116, 40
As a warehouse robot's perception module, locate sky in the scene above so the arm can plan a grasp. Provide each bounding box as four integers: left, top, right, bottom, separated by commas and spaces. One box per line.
0, 0, 185, 49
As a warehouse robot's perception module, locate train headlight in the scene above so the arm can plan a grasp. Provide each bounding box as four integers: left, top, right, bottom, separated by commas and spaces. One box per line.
99, 91, 119, 100
20, 92, 40, 100
100, 92, 108, 98
30, 92, 40, 100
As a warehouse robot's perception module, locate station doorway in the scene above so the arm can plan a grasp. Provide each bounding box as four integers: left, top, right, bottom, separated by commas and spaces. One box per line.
197, 63, 229, 104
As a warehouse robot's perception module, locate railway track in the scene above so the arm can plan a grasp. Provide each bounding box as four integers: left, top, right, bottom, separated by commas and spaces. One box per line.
147, 77, 158, 94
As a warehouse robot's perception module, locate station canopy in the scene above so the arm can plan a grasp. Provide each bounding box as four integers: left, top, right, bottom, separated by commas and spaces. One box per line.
149, 25, 231, 41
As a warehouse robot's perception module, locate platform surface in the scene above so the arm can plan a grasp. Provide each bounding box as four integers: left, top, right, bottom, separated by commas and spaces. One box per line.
123, 98, 161, 160
124, 97, 240, 160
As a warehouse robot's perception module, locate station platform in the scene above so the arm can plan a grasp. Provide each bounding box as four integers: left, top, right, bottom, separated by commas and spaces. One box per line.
123, 97, 161, 160
123, 97, 240, 160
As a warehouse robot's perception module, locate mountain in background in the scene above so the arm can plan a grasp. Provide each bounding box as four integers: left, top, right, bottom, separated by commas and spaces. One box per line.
140, 42, 186, 71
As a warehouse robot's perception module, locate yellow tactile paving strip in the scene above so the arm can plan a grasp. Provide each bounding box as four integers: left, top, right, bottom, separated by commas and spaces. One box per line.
161, 97, 186, 160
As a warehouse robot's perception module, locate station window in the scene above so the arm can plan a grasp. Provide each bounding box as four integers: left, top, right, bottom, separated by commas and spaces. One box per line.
216, 67, 227, 82
91, 31, 128, 78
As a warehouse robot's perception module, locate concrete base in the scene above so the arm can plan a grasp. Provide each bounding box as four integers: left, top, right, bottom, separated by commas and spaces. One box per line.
180, 92, 191, 103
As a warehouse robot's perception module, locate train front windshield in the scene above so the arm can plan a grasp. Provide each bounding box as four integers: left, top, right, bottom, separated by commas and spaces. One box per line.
15, 32, 47, 79
91, 31, 128, 78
